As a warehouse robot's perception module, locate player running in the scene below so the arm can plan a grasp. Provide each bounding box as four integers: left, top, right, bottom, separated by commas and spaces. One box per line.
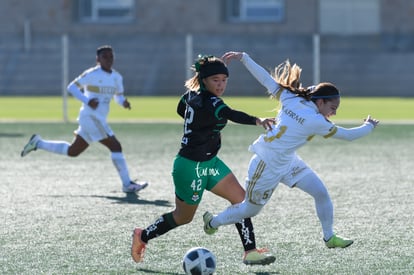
131, 55, 276, 265
203, 51, 379, 249
20, 45, 148, 193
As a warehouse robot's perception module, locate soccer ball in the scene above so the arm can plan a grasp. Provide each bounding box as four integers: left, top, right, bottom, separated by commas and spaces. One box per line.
182, 247, 216, 275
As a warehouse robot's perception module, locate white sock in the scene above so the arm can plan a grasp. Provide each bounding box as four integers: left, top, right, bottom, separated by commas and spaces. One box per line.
37, 139, 69, 155
211, 201, 263, 228
294, 173, 334, 240
111, 152, 131, 187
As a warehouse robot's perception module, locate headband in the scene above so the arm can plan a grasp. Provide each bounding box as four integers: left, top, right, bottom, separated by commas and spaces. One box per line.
195, 55, 229, 79
311, 94, 340, 99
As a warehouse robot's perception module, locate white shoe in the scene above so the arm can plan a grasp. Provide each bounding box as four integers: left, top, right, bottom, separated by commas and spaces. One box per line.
21, 134, 41, 157
123, 181, 149, 193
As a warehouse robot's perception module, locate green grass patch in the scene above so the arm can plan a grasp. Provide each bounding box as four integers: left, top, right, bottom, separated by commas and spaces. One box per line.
1, 96, 412, 122
1, 122, 413, 274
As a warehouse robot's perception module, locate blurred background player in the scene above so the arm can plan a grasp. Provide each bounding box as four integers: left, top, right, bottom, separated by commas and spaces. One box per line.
21, 45, 148, 193
131, 55, 275, 265
203, 51, 379, 248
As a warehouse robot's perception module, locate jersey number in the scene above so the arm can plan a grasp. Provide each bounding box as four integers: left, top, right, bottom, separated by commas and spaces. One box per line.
191, 179, 202, 191
262, 189, 274, 200
264, 126, 287, 142
184, 106, 194, 134
264, 125, 314, 142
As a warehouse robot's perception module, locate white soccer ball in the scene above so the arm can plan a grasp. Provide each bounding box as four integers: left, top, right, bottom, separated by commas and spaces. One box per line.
182, 247, 216, 275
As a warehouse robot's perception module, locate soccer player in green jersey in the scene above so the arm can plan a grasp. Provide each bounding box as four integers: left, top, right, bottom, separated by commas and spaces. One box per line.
131, 55, 276, 265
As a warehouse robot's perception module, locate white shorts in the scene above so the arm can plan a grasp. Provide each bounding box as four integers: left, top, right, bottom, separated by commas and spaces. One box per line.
245, 154, 313, 205
75, 115, 114, 144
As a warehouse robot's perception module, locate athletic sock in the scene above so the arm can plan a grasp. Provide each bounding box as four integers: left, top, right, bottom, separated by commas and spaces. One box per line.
141, 212, 178, 243
111, 152, 130, 187
235, 218, 256, 252
317, 199, 334, 240
211, 201, 263, 228
37, 139, 69, 155
295, 174, 334, 240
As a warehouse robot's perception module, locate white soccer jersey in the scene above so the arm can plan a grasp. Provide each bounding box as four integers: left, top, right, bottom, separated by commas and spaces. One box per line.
250, 90, 337, 169
240, 53, 374, 170
69, 65, 125, 121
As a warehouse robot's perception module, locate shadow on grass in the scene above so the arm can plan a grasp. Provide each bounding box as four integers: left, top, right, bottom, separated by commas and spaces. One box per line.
92, 193, 172, 206
40, 193, 172, 207
136, 267, 183, 274
0, 132, 24, 138
134, 268, 280, 275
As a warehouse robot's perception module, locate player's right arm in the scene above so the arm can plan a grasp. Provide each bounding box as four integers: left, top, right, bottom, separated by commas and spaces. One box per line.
67, 82, 88, 104
176, 94, 187, 118
223, 51, 280, 97
67, 73, 99, 109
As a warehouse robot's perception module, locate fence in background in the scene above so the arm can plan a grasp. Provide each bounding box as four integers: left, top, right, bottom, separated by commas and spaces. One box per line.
1, 33, 413, 98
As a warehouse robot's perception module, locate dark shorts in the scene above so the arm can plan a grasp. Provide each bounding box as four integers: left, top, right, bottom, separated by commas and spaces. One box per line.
172, 154, 231, 205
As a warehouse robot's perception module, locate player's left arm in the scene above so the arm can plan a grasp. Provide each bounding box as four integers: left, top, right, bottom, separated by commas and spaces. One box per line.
122, 97, 131, 110
328, 115, 379, 141
114, 93, 130, 109
113, 73, 131, 109
219, 104, 274, 129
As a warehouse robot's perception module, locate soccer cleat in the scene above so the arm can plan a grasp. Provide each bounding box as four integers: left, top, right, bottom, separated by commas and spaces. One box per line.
324, 234, 354, 248
131, 228, 147, 263
21, 134, 41, 157
243, 248, 276, 265
203, 211, 218, 235
123, 181, 148, 193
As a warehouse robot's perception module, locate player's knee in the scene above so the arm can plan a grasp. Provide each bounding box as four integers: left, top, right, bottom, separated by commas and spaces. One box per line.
67, 147, 82, 157
109, 138, 122, 151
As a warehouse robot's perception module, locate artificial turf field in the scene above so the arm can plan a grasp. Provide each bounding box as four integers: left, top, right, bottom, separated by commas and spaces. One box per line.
1, 96, 413, 274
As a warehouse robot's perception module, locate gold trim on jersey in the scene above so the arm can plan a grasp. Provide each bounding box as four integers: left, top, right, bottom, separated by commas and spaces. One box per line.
74, 82, 83, 89
86, 85, 100, 93
275, 89, 283, 100
323, 126, 337, 138
264, 126, 287, 142
247, 159, 266, 205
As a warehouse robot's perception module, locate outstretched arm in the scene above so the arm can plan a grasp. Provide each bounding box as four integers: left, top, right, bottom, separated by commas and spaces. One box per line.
333, 115, 379, 141
222, 51, 280, 96
220, 105, 275, 129
364, 115, 379, 127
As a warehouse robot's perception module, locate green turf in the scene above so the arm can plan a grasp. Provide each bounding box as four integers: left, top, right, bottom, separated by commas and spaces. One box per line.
1, 122, 413, 274
0, 96, 413, 122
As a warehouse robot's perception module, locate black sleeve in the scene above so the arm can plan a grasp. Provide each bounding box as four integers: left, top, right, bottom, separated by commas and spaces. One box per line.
219, 105, 257, 125
176, 95, 186, 118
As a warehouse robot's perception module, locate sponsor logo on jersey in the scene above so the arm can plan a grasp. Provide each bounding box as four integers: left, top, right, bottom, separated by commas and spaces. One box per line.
282, 106, 305, 125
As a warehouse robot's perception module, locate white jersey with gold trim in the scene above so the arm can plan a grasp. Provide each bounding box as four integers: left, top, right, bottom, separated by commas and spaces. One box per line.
250, 90, 337, 169
69, 65, 124, 121
240, 53, 374, 170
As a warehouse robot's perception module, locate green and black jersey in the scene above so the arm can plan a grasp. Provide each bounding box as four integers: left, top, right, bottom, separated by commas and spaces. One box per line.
177, 90, 257, 162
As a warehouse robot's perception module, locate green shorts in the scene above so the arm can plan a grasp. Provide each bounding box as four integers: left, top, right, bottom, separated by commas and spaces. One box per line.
172, 154, 231, 205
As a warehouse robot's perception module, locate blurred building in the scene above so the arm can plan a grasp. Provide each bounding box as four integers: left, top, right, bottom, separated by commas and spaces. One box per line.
0, 0, 413, 96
